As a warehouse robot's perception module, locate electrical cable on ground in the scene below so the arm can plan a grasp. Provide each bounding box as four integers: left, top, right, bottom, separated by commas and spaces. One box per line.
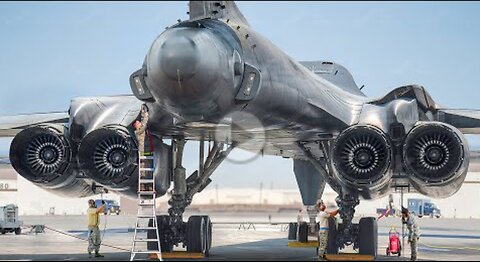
42, 225, 130, 252
100, 192, 107, 244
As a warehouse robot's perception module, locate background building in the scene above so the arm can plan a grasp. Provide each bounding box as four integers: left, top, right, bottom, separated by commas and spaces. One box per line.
1, 163, 479, 218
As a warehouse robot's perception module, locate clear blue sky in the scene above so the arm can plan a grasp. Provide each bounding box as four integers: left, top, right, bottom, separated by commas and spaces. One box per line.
1, 1, 480, 189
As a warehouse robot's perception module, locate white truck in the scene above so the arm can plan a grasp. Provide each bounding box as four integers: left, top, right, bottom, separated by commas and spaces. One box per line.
0, 204, 23, 235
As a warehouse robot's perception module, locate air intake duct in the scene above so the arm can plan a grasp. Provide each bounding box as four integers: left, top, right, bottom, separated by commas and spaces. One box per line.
332, 125, 393, 199
78, 126, 138, 196
9, 125, 94, 197
403, 122, 469, 197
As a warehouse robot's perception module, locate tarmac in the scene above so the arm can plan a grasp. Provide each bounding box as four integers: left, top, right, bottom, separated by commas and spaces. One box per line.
0, 212, 479, 261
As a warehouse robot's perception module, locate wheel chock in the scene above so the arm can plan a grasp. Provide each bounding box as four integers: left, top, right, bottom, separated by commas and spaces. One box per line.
149, 252, 205, 259
324, 254, 375, 261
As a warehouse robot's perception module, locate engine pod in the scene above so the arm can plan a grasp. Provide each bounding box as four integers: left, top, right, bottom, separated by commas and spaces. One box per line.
403, 122, 469, 198
10, 125, 71, 185
78, 126, 138, 190
332, 125, 393, 198
9, 125, 95, 197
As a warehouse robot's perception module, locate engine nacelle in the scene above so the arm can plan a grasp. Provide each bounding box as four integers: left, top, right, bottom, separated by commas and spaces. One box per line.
78, 125, 138, 196
403, 122, 469, 198
9, 125, 94, 197
332, 125, 393, 199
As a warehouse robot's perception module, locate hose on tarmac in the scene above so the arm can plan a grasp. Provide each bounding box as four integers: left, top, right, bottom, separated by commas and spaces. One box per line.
42, 225, 131, 252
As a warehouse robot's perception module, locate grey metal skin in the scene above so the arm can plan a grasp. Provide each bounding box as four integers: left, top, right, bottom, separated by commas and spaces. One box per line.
1, 0, 480, 254
1, 1, 479, 202
7, 95, 172, 198
132, 1, 473, 202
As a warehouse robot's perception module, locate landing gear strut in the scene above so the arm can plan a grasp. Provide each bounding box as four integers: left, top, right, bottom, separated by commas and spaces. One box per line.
151, 138, 233, 255
328, 193, 378, 257
298, 141, 378, 258
335, 193, 359, 250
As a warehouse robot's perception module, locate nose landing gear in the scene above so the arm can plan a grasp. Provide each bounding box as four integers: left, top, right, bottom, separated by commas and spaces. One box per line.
148, 139, 233, 256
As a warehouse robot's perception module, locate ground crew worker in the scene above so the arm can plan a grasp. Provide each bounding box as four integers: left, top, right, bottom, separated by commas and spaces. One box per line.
87, 199, 106, 258
134, 105, 153, 193
297, 209, 304, 223
317, 201, 339, 260
134, 104, 150, 157
402, 206, 420, 261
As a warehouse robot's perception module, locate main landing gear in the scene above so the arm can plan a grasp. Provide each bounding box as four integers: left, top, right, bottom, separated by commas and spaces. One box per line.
148, 139, 233, 256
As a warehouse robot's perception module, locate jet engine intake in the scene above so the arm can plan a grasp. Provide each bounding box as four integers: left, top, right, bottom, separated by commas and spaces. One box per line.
403, 122, 469, 197
9, 125, 94, 197
78, 126, 138, 194
332, 125, 393, 198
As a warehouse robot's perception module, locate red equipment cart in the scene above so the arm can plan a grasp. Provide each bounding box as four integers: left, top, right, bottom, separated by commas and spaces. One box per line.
386, 227, 401, 256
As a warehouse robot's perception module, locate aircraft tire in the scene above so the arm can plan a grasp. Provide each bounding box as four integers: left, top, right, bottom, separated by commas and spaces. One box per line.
288, 222, 298, 240
187, 216, 207, 254
326, 217, 338, 254
298, 222, 308, 243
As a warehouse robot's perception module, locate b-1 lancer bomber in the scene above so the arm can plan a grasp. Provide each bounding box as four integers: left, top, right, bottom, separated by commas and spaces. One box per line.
2, 1, 480, 257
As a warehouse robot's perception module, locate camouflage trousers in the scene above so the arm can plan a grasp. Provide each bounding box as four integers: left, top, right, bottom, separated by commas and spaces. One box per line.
87, 226, 101, 253
317, 230, 329, 258
410, 237, 418, 260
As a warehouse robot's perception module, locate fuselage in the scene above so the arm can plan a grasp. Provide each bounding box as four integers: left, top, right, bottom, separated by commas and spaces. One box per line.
140, 18, 369, 154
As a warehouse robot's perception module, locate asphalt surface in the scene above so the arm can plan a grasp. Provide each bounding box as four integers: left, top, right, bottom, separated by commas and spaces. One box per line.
1, 213, 479, 261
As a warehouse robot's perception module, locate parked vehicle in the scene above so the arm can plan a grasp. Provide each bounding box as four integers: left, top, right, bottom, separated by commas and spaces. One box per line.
376, 207, 398, 217
95, 199, 121, 215
0, 204, 23, 235
408, 198, 441, 218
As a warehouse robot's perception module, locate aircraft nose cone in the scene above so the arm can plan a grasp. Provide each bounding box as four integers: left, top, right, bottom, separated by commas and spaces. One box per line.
159, 34, 200, 81
144, 26, 238, 119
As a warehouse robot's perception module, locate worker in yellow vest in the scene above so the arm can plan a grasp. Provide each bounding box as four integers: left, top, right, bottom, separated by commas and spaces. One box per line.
87, 199, 106, 258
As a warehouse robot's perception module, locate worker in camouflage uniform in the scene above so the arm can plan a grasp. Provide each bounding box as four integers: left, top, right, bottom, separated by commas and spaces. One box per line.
316, 201, 339, 260
134, 105, 153, 193
402, 206, 420, 261
134, 105, 150, 156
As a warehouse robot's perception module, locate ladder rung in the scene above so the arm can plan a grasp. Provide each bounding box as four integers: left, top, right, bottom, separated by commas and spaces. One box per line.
138, 191, 156, 195
135, 227, 157, 230
139, 156, 155, 160
132, 251, 160, 254
137, 215, 156, 218
134, 238, 159, 242
138, 203, 155, 206
140, 168, 155, 171
139, 179, 154, 183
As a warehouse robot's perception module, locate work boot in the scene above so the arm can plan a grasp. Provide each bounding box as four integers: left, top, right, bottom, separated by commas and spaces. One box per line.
88, 252, 92, 259
95, 252, 104, 258
411, 256, 417, 261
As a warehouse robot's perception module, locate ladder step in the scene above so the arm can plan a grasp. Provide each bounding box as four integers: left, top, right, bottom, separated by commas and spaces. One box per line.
134, 238, 160, 242
135, 227, 157, 230
137, 215, 156, 218
131, 251, 159, 254
140, 168, 155, 171
139, 179, 155, 183
138, 203, 155, 206
139, 156, 155, 160
138, 191, 156, 195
